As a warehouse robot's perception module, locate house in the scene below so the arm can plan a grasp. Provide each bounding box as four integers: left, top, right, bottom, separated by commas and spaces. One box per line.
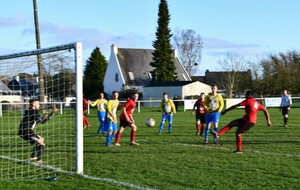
191, 69, 252, 97
103, 44, 191, 96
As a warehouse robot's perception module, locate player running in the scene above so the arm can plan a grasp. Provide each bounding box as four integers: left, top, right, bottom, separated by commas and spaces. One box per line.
210, 90, 272, 153
192, 92, 206, 136
115, 92, 140, 146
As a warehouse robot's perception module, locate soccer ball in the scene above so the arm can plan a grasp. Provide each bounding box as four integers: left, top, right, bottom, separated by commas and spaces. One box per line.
146, 118, 155, 127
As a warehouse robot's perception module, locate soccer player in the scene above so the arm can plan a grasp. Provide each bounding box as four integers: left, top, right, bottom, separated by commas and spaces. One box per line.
158, 92, 176, 134
279, 89, 292, 128
18, 98, 58, 163
83, 96, 91, 129
115, 92, 140, 146
105, 91, 119, 147
210, 90, 272, 153
89, 92, 108, 134
203, 84, 224, 144
192, 92, 206, 136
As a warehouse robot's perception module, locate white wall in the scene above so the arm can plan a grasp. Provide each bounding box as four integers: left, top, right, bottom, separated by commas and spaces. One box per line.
103, 45, 125, 96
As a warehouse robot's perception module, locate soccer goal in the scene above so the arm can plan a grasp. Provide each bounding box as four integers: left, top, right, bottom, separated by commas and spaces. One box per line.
0, 42, 83, 181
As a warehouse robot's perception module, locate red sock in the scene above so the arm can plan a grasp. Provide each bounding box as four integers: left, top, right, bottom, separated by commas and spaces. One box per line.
236, 135, 242, 151
200, 125, 204, 133
115, 132, 121, 143
218, 124, 233, 136
196, 124, 200, 131
83, 116, 89, 126
131, 130, 136, 142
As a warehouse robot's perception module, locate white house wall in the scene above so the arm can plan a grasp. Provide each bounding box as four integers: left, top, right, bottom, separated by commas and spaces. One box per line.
103, 49, 125, 96
182, 81, 211, 97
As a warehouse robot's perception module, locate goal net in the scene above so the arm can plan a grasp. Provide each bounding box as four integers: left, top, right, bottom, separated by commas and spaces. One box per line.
0, 42, 83, 181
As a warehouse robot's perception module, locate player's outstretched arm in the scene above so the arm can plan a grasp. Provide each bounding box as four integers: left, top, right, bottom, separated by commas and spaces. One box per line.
263, 108, 272, 127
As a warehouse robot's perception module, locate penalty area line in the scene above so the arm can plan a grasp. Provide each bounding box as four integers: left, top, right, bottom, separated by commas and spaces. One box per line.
0, 155, 158, 190
179, 143, 300, 158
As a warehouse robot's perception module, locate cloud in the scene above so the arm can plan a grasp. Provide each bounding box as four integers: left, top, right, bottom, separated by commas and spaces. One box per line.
0, 15, 29, 27
202, 37, 260, 49
21, 22, 154, 59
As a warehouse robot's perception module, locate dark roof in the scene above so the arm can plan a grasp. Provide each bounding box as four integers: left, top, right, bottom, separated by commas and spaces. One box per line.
117, 47, 190, 86
145, 81, 194, 87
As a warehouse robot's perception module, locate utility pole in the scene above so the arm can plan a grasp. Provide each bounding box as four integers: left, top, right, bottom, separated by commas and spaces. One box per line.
33, 0, 45, 102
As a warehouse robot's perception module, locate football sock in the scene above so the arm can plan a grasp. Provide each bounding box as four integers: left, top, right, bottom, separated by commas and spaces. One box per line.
159, 123, 164, 133
204, 127, 209, 140
168, 123, 173, 133
110, 133, 115, 142
106, 134, 112, 146
115, 132, 121, 143
218, 124, 232, 136
200, 125, 204, 134
213, 127, 218, 141
236, 135, 242, 151
284, 118, 288, 125
131, 130, 136, 142
37, 144, 45, 161
196, 124, 200, 132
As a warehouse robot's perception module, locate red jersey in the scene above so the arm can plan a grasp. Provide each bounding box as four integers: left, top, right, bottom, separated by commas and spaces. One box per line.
239, 97, 265, 124
120, 98, 136, 121
83, 97, 88, 111
193, 99, 206, 115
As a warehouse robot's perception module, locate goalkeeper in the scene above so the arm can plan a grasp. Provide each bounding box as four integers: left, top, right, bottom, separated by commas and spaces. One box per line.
18, 98, 58, 163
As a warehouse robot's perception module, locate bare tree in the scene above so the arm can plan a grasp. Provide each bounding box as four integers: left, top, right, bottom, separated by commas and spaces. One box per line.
218, 53, 250, 97
172, 28, 203, 75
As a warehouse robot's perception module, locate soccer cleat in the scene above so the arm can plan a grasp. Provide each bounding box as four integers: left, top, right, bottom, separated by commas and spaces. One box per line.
106, 144, 113, 147
196, 131, 200, 136
233, 150, 242, 154
210, 129, 219, 139
114, 143, 121, 146
213, 140, 218, 144
204, 140, 209, 144
36, 160, 43, 164
30, 157, 37, 161
129, 141, 140, 146
283, 125, 287, 128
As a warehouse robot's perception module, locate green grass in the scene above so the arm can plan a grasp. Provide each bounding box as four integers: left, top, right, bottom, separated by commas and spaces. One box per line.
1, 106, 300, 190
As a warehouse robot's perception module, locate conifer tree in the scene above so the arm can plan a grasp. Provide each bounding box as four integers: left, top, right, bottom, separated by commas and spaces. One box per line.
150, 0, 178, 82
83, 47, 108, 98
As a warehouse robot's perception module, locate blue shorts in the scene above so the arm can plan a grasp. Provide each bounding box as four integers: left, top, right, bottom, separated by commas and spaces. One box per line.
161, 113, 173, 123
205, 112, 220, 124
97, 111, 107, 122
105, 121, 118, 132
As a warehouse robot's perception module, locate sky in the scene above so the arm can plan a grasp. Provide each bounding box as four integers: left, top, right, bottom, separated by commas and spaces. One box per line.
0, 0, 299, 75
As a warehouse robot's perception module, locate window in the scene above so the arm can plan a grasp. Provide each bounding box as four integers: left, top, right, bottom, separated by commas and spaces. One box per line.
115, 73, 119, 82
128, 72, 135, 81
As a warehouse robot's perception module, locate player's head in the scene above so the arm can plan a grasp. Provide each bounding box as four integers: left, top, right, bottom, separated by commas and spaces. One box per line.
163, 92, 168, 99
112, 91, 119, 100
99, 92, 104, 99
211, 83, 218, 93
29, 98, 40, 110
200, 92, 205, 100
131, 92, 139, 101
245, 90, 253, 98
283, 89, 288, 95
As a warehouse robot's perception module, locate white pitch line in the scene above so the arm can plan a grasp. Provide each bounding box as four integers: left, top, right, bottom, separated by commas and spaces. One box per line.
180, 143, 300, 158
0, 155, 158, 190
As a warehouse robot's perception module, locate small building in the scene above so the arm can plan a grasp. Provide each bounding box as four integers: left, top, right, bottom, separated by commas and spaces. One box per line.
103, 44, 191, 96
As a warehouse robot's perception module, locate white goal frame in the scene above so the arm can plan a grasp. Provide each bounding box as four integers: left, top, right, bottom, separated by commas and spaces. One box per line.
0, 42, 83, 174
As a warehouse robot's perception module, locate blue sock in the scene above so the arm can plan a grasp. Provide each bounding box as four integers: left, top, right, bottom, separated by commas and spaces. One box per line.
110, 134, 115, 142
213, 127, 218, 142
97, 125, 101, 133
168, 123, 173, 133
159, 123, 164, 133
106, 134, 112, 146
204, 127, 209, 141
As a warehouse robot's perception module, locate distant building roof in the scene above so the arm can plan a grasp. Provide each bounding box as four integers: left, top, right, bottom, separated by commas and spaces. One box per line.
145, 81, 194, 87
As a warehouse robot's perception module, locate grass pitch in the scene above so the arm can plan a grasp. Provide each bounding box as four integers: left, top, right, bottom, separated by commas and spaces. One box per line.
1, 106, 300, 190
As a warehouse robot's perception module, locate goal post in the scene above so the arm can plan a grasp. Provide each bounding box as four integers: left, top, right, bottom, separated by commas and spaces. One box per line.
0, 42, 83, 180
